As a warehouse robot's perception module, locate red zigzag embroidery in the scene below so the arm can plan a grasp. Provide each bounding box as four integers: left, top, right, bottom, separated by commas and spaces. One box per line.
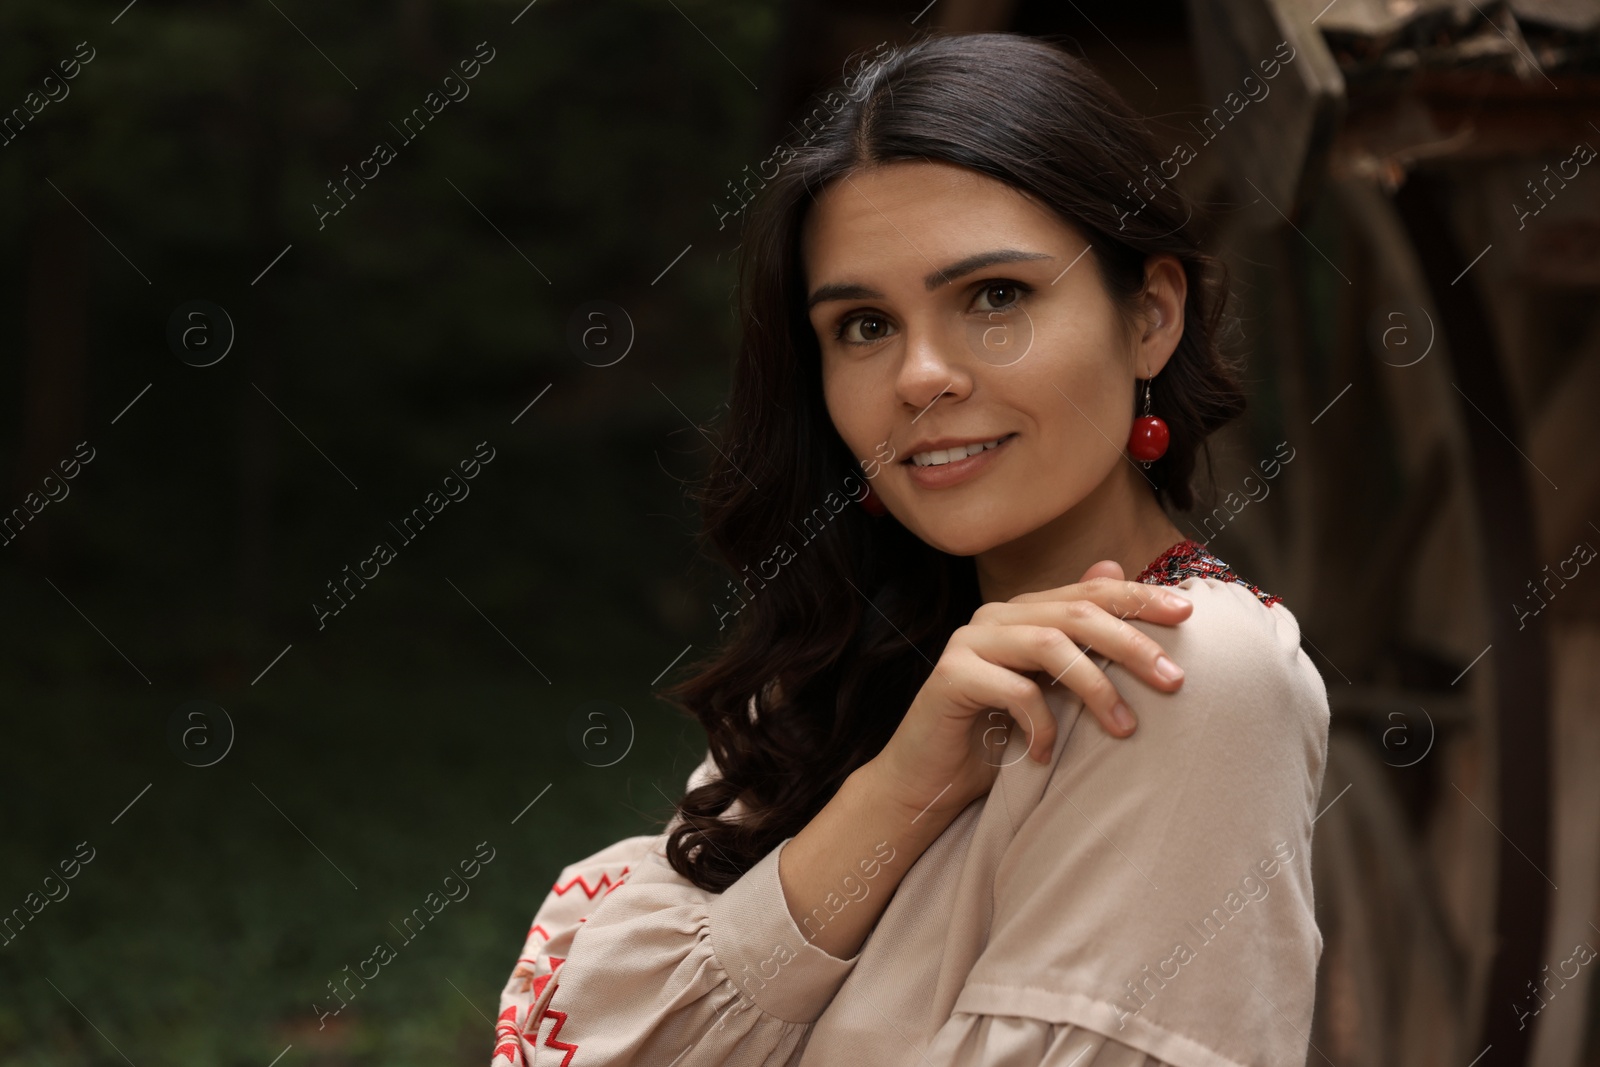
541, 1007, 580, 1066
505, 864, 631, 1063
549, 866, 631, 900
493, 1005, 524, 1066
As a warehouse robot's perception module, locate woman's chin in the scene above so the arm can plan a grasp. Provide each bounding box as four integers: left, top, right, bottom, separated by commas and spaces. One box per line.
904, 516, 1018, 559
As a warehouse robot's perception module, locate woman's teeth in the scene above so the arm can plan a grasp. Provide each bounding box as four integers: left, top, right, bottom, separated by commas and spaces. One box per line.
911, 434, 1013, 467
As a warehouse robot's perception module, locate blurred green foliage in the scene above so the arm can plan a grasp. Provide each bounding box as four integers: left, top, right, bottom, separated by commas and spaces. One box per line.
0, 0, 785, 1062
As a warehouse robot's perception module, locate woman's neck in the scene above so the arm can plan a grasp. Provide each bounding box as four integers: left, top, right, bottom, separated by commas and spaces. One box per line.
975, 464, 1188, 604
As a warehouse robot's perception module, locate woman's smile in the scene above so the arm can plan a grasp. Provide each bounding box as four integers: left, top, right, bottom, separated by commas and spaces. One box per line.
902, 431, 1019, 489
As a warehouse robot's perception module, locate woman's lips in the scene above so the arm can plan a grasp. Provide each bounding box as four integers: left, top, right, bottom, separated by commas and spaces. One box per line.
904, 433, 1017, 489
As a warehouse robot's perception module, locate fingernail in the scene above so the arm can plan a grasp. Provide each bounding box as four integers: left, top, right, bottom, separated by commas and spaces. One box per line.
1154, 654, 1184, 682
1163, 592, 1190, 609
1112, 701, 1136, 732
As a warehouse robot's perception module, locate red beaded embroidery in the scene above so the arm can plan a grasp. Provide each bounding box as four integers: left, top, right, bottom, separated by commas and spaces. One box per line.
1135, 538, 1283, 608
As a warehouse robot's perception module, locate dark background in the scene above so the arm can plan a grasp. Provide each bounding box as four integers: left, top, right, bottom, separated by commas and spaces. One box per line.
5, 0, 1599, 1065
2, 1, 788, 1062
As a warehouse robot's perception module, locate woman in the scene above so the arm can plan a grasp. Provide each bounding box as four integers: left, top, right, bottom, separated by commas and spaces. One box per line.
493, 31, 1328, 1067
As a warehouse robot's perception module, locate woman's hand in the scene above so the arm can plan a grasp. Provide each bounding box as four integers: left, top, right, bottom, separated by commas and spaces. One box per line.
867, 559, 1192, 824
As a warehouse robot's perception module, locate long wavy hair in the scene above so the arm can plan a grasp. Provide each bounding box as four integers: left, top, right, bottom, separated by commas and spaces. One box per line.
660, 31, 1247, 892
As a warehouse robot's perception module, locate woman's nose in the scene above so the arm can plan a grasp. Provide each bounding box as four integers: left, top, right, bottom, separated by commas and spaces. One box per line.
895, 325, 973, 410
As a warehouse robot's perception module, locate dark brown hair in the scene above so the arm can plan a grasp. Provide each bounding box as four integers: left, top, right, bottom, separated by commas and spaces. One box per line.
661, 31, 1246, 891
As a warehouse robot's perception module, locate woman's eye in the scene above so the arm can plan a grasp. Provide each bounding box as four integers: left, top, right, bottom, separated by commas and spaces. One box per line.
974, 281, 1028, 312
835, 313, 895, 345
829, 281, 1030, 345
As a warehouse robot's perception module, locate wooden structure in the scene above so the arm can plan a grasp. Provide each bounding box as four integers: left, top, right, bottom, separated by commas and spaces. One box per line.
763, 1, 1600, 1064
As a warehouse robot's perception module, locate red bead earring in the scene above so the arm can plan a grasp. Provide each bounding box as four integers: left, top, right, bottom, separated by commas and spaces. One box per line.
1128, 376, 1170, 466
859, 481, 888, 517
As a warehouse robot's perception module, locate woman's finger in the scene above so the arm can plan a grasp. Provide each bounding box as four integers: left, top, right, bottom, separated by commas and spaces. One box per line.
939, 643, 1058, 764
971, 598, 1186, 696
1008, 575, 1192, 624
957, 622, 1137, 738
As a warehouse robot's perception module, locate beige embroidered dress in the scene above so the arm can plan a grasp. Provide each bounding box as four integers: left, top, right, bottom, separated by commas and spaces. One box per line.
492, 540, 1331, 1067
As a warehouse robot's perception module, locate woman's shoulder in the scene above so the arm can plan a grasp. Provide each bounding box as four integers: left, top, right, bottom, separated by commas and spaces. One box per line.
1135, 537, 1284, 610
1136, 539, 1303, 661
1130, 540, 1328, 733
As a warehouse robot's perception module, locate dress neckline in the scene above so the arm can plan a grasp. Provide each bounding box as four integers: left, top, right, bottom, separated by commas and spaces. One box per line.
1135, 538, 1283, 608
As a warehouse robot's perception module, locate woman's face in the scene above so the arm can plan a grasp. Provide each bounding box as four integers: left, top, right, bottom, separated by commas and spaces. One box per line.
802, 159, 1184, 557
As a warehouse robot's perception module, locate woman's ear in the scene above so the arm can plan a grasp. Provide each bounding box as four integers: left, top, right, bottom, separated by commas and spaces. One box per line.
1136, 254, 1187, 377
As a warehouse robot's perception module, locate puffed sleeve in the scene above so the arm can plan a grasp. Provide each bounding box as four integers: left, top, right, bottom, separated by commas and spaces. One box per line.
945, 577, 1329, 1067
493, 741, 861, 1067
492, 831, 658, 1065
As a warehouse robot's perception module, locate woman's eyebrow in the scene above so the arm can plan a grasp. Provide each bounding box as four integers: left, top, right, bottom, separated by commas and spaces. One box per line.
806, 248, 1056, 310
